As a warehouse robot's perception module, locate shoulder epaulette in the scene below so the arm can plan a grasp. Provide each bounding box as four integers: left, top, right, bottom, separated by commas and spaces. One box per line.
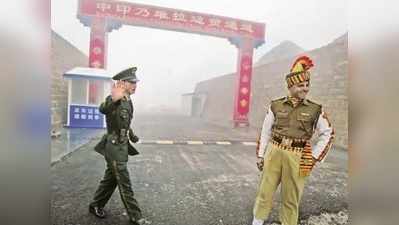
306, 99, 322, 107
271, 96, 286, 103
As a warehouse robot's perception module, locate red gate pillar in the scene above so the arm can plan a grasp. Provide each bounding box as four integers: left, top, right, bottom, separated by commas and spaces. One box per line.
233, 38, 254, 127
89, 17, 108, 69
87, 17, 108, 105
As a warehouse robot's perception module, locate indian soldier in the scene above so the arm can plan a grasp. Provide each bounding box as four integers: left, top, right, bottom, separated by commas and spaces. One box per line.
89, 67, 150, 225
252, 56, 335, 225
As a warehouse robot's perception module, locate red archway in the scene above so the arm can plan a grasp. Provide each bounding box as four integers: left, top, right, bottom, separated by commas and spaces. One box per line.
77, 0, 265, 127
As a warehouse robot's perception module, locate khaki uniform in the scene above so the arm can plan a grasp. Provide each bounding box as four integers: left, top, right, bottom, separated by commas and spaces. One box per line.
253, 97, 334, 225
254, 143, 305, 224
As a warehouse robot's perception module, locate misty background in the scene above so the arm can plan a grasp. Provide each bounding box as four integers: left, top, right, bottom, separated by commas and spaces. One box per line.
51, 0, 347, 113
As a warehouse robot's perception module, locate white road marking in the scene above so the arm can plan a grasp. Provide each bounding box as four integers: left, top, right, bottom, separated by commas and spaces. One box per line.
139, 140, 256, 146
156, 140, 174, 144
242, 142, 257, 146
216, 141, 231, 145
187, 141, 204, 145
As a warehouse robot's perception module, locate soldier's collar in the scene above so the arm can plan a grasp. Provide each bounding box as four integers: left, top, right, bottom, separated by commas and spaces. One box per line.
123, 95, 131, 101
284, 96, 309, 106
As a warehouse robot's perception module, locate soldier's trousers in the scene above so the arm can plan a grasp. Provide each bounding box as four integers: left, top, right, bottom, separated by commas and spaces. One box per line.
90, 160, 142, 221
253, 143, 307, 225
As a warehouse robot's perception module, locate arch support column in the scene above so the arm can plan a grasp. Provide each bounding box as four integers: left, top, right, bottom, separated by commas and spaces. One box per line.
89, 17, 108, 69
233, 38, 254, 127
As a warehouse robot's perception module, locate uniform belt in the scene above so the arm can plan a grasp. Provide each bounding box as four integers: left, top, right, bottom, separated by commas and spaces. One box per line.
271, 136, 306, 148
107, 130, 128, 137
107, 130, 128, 144
108, 130, 116, 135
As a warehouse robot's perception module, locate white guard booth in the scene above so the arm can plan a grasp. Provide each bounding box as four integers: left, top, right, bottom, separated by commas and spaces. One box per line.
63, 67, 113, 128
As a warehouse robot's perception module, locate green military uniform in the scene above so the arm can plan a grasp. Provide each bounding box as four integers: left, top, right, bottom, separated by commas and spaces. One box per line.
271, 97, 321, 142
89, 67, 143, 224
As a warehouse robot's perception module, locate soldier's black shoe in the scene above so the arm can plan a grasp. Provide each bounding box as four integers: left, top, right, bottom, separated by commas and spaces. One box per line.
130, 218, 151, 225
89, 205, 106, 218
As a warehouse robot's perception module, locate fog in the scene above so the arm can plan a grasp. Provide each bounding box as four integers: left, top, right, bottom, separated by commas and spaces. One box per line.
51, 0, 347, 113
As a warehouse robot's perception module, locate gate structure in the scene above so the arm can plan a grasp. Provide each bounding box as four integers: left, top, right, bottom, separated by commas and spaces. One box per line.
77, 0, 265, 126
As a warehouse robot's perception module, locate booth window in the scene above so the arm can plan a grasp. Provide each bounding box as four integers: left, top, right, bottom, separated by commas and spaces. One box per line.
71, 79, 87, 104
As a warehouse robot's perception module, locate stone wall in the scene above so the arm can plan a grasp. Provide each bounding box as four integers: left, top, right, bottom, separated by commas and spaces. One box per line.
51, 31, 88, 134
194, 34, 348, 149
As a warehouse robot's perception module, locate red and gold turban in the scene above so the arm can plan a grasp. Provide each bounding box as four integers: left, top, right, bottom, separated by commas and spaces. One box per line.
286, 56, 314, 88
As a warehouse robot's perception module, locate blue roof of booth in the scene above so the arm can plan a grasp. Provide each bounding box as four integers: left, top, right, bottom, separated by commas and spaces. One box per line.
63, 67, 112, 80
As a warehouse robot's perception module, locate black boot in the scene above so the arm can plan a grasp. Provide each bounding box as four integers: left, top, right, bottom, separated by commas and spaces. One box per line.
89, 205, 106, 218
130, 218, 151, 225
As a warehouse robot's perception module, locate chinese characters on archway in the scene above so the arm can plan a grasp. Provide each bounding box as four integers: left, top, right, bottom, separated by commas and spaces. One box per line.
80, 0, 263, 39
78, 0, 265, 126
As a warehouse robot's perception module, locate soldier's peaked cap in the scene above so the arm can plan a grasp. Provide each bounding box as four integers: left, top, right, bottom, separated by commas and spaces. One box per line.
112, 67, 139, 82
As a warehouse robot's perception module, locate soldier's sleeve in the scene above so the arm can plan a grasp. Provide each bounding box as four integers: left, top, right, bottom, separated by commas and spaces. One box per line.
312, 109, 335, 162
257, 105, 275, 158
99, 95, 119, 115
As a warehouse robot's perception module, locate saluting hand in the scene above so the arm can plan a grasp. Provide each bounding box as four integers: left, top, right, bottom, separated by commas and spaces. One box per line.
111, 81, 126, 102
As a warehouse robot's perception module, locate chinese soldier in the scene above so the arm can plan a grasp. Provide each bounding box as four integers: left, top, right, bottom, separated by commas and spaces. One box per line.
89, 67, 150, 225
252, 56, 335, 225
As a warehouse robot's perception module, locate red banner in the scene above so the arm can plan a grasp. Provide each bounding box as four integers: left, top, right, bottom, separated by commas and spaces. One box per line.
233, 41, 254, 124
88, 17, 107, 68
79, 0, 265, 41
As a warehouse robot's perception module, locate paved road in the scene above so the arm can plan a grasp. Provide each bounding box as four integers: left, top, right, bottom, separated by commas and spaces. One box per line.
51, 115, 348, 225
